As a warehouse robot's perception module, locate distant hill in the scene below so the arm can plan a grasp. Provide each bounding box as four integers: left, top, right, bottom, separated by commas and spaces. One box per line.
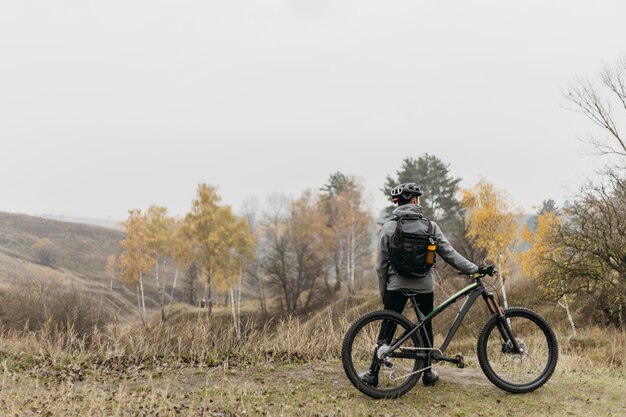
37, 214, 123, 231
0, 211, 159, 320
0, 211, 124, 279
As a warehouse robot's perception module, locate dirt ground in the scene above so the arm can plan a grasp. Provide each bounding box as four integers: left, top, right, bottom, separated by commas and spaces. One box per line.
0, 360, 624, 416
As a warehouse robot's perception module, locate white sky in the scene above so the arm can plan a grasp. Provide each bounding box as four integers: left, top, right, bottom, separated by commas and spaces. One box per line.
1, 1, 624, 220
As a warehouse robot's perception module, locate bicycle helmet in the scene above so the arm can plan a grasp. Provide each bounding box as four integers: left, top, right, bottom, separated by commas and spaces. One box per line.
391, 183, 423, 204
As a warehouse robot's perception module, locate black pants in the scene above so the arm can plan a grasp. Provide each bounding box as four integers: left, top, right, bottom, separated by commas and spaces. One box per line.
380, 290, 434, 348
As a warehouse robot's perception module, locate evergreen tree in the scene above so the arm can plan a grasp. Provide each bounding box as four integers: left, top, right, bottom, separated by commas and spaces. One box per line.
526, 199, 558, 232
382, 154, 463, 229
321, 171, 351, 197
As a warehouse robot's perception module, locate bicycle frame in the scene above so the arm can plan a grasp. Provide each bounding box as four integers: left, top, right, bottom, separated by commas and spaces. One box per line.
387, 276, 519, 361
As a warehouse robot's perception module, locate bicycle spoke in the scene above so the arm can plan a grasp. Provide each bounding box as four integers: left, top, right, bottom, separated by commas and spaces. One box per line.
344, 293, 475, 397
484, 315, 551, 386
348, 315, 424, 391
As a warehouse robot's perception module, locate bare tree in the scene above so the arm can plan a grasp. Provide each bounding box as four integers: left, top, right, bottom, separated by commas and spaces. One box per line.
541, 171, 626, 327
240, 197, 268, 316
319, 174, 373, 295
259, 193, 324, 315
566, 57, 626, 159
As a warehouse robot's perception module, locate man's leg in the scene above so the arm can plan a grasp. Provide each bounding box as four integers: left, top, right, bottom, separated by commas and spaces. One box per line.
413, 292, 434, 346
378, 291, 408, 343
413, 292, 439, 386
360, 291, 408, 386
383, 290, 409, 313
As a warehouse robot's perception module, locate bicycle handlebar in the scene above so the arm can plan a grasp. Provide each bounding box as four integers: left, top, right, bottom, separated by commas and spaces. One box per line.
458, 270, 499, 277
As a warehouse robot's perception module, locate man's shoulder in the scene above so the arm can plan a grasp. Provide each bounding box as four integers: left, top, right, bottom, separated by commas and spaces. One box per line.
380, 218, 397, 233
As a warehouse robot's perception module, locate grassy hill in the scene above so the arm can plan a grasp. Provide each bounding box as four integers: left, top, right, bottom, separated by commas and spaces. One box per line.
0, 211, 124, 279
0, 211, 161, 323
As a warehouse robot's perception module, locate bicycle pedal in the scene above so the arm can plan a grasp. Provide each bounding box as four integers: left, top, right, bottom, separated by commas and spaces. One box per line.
455, 354, 466, 369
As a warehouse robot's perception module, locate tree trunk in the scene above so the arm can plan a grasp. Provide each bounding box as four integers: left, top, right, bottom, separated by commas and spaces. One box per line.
187, 264, 196, 305
155, 257, 166, 322
323, 267, 332, 296
229, 283, 237, 338
135, 284, 142, 321
171, 267, 179, 298
558, 295, 577, 336
237, 266, 242, 339
155, 256, 160, 291
139, 271, 147, 326
160, 282, 166, 321
497, 258, 509, 310
333, 255, 341, 294
206, 272, 212, 318
558, 278, 576, 336
257, 272, 267, 317
348, 227, 356, 295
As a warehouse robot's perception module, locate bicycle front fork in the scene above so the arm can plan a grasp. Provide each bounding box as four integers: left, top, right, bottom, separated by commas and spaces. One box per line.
484, 292, 523, 353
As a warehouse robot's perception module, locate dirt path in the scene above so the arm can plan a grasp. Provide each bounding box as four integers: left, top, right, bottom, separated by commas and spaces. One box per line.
0, 361, 624, 416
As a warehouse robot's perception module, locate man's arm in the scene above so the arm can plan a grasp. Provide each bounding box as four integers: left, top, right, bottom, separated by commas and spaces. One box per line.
433, 223, 478, 274
375, 223, 392, 299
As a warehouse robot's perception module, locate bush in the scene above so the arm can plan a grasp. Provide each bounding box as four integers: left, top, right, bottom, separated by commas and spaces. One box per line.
0, 282, 112, 336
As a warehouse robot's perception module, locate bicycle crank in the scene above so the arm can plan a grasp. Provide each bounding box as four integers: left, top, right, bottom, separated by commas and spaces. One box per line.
431, 353, 466, 368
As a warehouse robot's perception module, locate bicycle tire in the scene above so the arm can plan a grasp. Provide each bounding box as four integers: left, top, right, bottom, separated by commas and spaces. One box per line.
341, 310, 426, 399
477, 307, 558, 393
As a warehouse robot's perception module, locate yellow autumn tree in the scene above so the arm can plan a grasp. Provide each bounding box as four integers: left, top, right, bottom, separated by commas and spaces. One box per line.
145, 205, 175, 321
521, 212, 577, 335
118, 209, 154, 326
222, 213, 255, 339
183, 183, 255, 320
183, 184, 223, 316
318, 174, 373, 295
32, 237, 54, 266
170, 218, 195, 301
461, 180, 519, 309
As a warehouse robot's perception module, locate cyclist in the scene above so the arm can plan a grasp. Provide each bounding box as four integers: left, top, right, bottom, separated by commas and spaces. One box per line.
360, 182, 492, 387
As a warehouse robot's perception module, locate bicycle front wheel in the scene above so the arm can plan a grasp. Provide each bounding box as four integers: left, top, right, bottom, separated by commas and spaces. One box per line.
477, 307, 558, 393
341, 310, 427, 399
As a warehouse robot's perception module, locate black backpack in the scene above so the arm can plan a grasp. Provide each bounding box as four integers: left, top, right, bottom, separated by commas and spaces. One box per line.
388, 215, 437, 278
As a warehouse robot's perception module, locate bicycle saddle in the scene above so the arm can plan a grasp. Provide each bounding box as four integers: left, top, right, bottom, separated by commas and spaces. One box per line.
399, 290, 421, 297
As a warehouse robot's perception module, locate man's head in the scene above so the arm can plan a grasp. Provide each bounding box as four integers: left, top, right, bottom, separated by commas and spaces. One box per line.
391, 183, 422, 206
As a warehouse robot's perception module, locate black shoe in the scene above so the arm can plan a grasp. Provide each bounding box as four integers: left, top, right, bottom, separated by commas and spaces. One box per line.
358, 370, 379, 387
422, 369, 439, 386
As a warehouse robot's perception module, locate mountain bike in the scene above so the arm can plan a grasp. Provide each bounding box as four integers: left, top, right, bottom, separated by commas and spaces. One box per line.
341, 271, 558, 399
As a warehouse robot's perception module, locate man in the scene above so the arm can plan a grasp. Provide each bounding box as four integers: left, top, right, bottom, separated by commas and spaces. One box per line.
361, 182, 490, 387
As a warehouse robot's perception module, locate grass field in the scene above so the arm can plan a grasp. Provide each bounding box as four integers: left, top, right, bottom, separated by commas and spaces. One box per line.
0, 305, 624, 417
1, 359, 624, 416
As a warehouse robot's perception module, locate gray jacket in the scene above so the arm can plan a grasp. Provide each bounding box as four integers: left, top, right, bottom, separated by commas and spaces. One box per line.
376, 204, 478, 297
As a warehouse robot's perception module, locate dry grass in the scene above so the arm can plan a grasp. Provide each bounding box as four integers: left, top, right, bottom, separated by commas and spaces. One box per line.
1, 298, 624, 378
0, 296, 625, 416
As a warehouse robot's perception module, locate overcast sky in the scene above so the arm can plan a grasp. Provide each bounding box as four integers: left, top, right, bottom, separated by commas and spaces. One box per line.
1, 1, 624, 220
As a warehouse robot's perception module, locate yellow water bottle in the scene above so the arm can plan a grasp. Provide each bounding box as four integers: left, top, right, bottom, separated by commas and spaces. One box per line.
425, 238, 437, 265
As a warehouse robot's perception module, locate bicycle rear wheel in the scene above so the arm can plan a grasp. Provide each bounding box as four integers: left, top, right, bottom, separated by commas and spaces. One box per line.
341, 310, 427, 399
477, 307, 558, 393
